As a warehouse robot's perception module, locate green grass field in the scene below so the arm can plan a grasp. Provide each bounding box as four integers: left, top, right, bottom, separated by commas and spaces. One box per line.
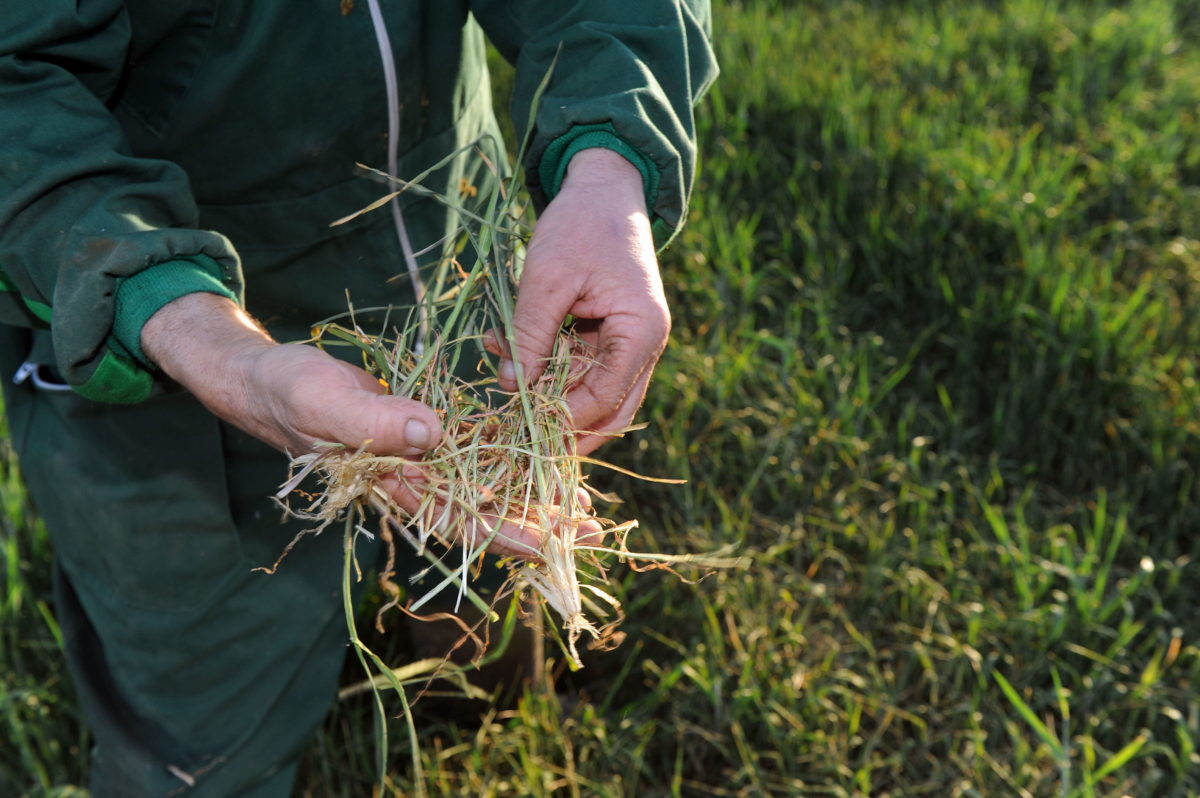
4, 0, 1200, 795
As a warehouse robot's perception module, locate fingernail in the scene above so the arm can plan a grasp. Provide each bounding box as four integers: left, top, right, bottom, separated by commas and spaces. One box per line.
406, 419, 432, 449
498, 359, 515, 384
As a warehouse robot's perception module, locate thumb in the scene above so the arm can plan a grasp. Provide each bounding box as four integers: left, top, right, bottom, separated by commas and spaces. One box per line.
360, 394, 443, 456
304, 368, 443, 457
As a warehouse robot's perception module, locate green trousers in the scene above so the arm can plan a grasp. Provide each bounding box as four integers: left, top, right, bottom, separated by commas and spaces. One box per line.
0, 144, 515, 795
3, 325, 380, 796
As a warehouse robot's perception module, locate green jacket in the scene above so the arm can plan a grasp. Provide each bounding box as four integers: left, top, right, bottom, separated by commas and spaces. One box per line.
0, 0, 716, 404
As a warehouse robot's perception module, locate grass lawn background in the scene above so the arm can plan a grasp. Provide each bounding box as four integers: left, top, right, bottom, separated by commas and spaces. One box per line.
4, 1, 1200, 795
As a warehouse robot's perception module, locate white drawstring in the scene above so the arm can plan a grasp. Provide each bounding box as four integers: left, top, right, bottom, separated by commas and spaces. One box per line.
13, 361, 73, 392
365, 0, 428, 352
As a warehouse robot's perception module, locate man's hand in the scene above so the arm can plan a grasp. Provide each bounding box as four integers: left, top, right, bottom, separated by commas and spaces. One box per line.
141, 293, 599, 557
141, 292, 442, 458
496, 148, 669, 456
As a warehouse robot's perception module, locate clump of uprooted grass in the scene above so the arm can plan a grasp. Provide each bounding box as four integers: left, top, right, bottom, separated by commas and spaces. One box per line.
268, 131, 737, 673
277, 311, 632, 666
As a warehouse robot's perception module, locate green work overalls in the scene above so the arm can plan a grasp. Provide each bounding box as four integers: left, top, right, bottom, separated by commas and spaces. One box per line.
0, 1, 716, 794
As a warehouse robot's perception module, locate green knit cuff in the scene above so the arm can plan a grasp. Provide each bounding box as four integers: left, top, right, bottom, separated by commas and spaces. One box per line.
74, 349, 154, 405
112, 254, 239, 367
539, 123, 660, 214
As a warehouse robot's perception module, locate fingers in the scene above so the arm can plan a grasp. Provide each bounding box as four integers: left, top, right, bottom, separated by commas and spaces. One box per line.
377, 472, 605, 560
481, 329, 508, 359
485, 299, 668, 444
566, 301, 669, 435
488, 156, 666, 455
571, 486, 607, 548
462, 512, 605, 559
574, 356, 658, 457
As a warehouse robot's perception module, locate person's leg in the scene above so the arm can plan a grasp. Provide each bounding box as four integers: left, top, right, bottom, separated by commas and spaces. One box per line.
2, 327, 374, 797
53, 556, 346, 798
1, 327, 535, 794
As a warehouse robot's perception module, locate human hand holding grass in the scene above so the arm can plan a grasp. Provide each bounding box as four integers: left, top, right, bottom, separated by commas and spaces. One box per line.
140, 148, 669, 653
139, 291, 599, 560
493, 147, 668, 457
140, 292, 442, 459
141, 145, 661, 474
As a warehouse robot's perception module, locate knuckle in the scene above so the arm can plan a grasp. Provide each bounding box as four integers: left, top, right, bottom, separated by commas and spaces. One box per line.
652, 307, 672, 343
650, 301, 672, 339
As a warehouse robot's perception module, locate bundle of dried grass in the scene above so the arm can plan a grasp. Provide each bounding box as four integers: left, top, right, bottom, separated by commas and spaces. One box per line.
259, 122, 659, 666
277, 315, 628, 665
272, 76, 740, 669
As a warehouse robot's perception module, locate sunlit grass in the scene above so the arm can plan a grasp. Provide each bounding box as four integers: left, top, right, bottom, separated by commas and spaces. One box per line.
4, 1, 1200, 795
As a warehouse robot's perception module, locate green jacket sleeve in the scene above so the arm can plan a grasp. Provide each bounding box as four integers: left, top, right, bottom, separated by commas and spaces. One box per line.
472, 0, 718, 248
0, 1, 243, 403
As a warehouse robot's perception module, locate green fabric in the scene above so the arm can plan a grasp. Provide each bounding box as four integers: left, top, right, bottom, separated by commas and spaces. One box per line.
0, 266, 50, 327
112, 255, 239, 367
72, 348, 154, 405
0, 294, 31, 328
0, 0, 713, 401
0, 0, 245, 400
21, 296, 52, 324
0, 0, 715, 790
475, 0, 718, 248
540, 123, 661, 213
0, 331, 372, 794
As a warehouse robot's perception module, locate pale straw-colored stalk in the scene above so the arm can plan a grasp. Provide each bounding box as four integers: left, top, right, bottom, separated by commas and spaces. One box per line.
273, 68, 741, 668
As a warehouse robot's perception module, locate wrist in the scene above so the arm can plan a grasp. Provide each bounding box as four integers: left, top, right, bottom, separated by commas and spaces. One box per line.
141, 292, 275, 413
560, 148, 648, 212
112, 255, 240, 367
